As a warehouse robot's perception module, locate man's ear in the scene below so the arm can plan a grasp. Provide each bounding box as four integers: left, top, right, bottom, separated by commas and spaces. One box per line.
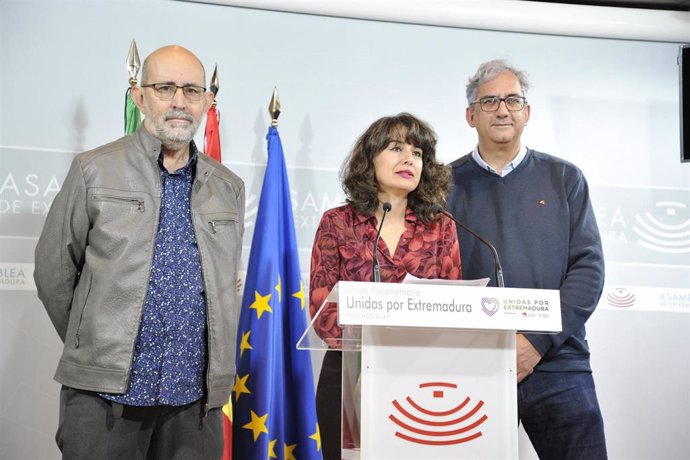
466, 106, 476, 128
131, 85, 146, 112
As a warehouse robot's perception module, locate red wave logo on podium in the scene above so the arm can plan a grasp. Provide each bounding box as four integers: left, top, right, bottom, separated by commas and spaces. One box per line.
606, 287, 636, 308
389, 381, 488, 445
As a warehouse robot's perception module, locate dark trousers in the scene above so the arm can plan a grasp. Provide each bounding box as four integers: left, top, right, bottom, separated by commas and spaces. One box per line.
316, 351, 342, 460
56, 386, 223, 460
519, 372, 608, 460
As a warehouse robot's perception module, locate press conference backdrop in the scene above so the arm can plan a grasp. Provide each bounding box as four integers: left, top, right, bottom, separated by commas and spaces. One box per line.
1, 1, 689, 459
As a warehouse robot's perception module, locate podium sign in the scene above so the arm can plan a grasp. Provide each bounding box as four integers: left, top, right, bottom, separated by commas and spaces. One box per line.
337, 280, 561, 333
299, 281, 561, 459
360, 327, 516, 459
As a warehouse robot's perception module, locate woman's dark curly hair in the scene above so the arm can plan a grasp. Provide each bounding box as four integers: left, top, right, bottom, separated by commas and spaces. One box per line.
340, 112, 451, 223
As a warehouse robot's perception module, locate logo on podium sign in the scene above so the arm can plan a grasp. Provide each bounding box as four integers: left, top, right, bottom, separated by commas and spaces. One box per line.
481, 297, 500, 316
388, 381, 488, 445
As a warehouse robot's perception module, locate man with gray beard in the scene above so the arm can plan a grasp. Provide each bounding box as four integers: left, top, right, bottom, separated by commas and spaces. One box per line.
34, 45, 245, 460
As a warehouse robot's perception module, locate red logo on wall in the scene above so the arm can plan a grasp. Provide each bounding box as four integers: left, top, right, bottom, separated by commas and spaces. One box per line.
606, 287, 636, 308
389, 381, 488, 445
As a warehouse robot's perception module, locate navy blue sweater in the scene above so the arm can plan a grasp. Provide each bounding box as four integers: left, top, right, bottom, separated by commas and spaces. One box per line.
447, 149, 604, 373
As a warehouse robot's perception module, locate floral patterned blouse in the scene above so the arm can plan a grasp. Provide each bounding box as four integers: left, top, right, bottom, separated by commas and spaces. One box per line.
309, 204, 462, 339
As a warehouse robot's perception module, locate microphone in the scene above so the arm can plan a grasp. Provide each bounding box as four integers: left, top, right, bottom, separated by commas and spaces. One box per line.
432, 204, 505, 288
372, 202, 392, 283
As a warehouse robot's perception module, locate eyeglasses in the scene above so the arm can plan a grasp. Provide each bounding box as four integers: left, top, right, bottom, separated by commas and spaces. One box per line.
471, 96, 527, 112
141, 83, 207, 102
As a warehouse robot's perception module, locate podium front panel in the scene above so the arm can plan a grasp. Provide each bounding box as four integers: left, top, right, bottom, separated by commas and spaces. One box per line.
358, 326, 518, 460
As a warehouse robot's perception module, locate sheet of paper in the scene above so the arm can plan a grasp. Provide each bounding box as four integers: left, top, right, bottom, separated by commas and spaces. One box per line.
402, 273, 490, 287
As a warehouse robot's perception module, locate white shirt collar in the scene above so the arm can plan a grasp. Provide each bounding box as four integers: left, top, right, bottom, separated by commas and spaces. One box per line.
471, 145, 527, 177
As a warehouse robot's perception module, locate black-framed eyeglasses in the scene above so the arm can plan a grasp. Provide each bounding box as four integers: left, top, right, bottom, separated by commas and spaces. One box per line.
471, 96, 527, 112
141, 83, 207, 102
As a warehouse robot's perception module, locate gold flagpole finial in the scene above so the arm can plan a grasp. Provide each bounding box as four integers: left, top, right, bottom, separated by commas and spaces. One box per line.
126, 39, 141, 87
210, 64, 219, 97
269, 87, 281, 126
210, 64, 219, 108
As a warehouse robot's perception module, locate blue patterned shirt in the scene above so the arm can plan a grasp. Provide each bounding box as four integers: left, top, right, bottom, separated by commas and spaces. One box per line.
101, 144, 207, 406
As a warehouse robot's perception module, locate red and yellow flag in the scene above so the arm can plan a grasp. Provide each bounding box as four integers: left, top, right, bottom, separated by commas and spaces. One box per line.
205, 103, 221, 162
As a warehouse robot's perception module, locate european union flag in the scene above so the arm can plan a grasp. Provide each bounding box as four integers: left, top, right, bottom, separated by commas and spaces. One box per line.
233, 126, 322, 460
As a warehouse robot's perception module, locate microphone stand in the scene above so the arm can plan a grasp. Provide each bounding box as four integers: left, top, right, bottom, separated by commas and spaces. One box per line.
372, 202, 392, 283
435, 205, 504, 288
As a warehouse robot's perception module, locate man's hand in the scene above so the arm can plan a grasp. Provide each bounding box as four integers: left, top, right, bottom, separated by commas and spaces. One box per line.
516, 334, 541, 383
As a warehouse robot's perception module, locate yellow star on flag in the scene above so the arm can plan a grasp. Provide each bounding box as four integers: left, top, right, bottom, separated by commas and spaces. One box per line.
309, 423, 322, 451
249, 290, 272, 319
284, 442, 297, 460
242, 410, 268, 441
239, 330, 253, 357
292, 280, 305, 310
233, 373, 251, 401
268, 439, 278, 459
275, 274, 282, 302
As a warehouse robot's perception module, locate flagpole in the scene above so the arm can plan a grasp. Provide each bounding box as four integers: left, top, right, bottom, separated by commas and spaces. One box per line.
124, 39, 141, 135
210, 64, 219, 97
269, 86, 281, 126
232, 86, 322, 459
126, 39, 140, 88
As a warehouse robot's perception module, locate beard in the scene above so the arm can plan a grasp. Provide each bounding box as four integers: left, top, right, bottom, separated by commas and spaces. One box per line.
148, 109, 200, 148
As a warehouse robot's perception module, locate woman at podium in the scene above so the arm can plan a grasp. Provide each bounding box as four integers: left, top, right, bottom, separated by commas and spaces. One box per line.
309, 112, 463, 460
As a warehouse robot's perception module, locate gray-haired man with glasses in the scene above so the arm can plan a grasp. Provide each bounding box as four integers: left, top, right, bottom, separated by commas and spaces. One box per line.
447, 59, 607, 459
35, 45, 244, 460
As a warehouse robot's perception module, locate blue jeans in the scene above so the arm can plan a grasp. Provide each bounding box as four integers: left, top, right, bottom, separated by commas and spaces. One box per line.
518, 372, 607, 460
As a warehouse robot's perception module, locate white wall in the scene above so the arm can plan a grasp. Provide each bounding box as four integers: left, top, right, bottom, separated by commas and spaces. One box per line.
1, 1, 689, 459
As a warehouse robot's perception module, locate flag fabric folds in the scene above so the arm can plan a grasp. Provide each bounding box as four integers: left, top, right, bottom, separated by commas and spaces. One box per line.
205, 105, 222, 162
124, 88, 141, 135
206, 100, 229, 459
222, 399, 233, 460
233, 126, 322, 460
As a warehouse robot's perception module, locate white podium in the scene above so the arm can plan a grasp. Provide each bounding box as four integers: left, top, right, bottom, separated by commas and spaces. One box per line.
298, 280, 561, 460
